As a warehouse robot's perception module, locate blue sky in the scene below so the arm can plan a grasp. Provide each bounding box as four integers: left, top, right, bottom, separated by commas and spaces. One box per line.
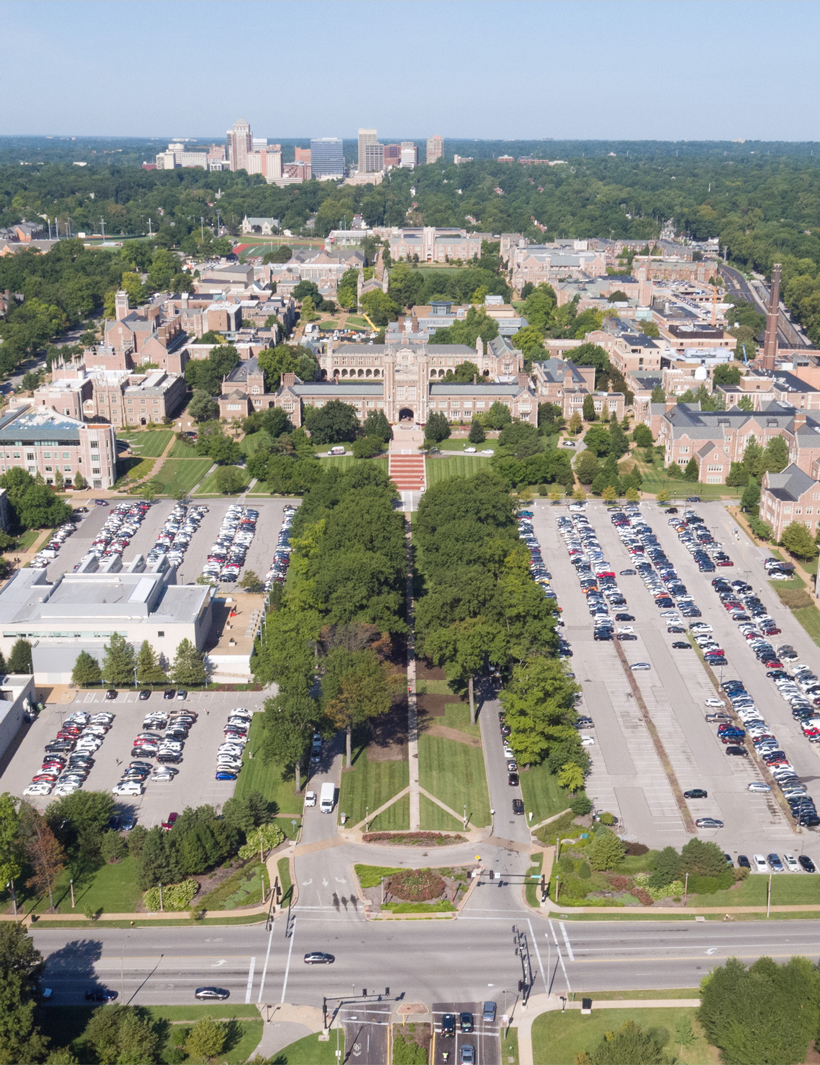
2, 0, 818, 140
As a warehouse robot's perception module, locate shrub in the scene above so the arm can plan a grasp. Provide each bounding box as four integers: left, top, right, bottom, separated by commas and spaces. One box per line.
598, 811, 616, 825
569, 793, 593, 816
557, 875, 591, 900
100, 830, 128, 864
630, 886, 653, 905
386, 869, 445, 902
238, 822, 285, 861
607, 875, 631, 891
143, 879, 198, 912
623, 841, 649, 856
687, 871, 733, 894
576, 861, 591, 880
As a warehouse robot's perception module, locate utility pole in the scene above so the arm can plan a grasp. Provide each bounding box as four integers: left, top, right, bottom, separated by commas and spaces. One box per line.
100, 217, 106, 240
148, 218, 153, 238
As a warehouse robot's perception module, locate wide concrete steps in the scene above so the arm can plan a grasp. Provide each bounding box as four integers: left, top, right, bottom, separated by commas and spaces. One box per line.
389, 454, 426, 491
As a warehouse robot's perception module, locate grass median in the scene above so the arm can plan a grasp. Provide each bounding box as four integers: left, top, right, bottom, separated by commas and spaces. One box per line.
532, 1007, 711, 1065
425, 455, 490, 485
153, 458, 213, 496
519, 761, 572, 825
233, 715, 304, 815
418, 734, 490, 826
339, 746, 409, 826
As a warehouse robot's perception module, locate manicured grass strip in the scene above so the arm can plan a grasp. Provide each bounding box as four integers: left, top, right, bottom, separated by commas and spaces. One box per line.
525, 852, 543, 908
115, 456, 156, 485
439, 439, 497, 452
419, 794, 464, 831
531, 1007, 709, 1065
355, 864, 403, 890
198, 860, 266, 910
277, 856, 293, 903
370, 792, 410, 830
21, 855, 142, 915
321, 455, 389, 469
168, 437, 199, 458
195, 465, 252, 495
586, 988, 700, 1000
502, 1027, 519, 1065
418, 734, 491, 826
518, 761, 572, 825
425, 456, 491, 485
440, 700, 480, 738
416, 678, 451, 695
272, 1032, 339, 1064
124, 429, 174, 457
686, 872, 820, 908
793, 604, 820, 644
233, 715, 305, 815
241, 429, 274, 456
339, 749, 409, 826
154, 458, 213, 495
638, 464, 743, 500
17, 527, 42, 551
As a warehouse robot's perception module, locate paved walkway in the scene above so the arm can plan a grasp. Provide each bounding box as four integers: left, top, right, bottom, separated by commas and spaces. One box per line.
515, 995, 701, 1065
251, 1003, 324, 1060
405, 506, 421, 830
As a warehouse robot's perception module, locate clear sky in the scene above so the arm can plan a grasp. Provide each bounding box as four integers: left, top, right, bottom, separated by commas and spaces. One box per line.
3, 0, 818, 141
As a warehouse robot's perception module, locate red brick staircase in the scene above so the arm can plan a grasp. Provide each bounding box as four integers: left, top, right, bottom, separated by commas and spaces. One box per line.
389, 453, 426, 491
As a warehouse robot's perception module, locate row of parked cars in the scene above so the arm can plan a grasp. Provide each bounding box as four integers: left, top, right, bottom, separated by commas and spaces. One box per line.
23, 709, 116, 797
214, 707, 252, 781
30, 516, 82, 570
264, 505, 296, 590
146, 502, 208, 570
560, 504, 632, 649
201, 505, 258, 585
85, 501, 153, 563
112, 705, 200, 795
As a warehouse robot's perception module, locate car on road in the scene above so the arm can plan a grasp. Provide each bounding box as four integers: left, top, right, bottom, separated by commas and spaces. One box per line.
695, 817, 724, 828
483, 1001, 497, 1023
460, 1046, 476, 1064
684, 789, 708, 799
303, 952, 335, 964
512, 799, 524, 815
195, 987, 229, 1000
799, 855, 817, 872
630, 662, 651, 671
85, 988, 118, 1002
112, 781, 142, 796
748, 782, 772, 792
508, 772, 519, 786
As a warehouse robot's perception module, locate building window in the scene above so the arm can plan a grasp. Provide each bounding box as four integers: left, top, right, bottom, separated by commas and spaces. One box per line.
26, 453, 34, 461
796, 507, 803, 515
157, 631, 165, 637
45, 466, 52, 472
62, 452, 70, 459
44, 452, 51, 459
90, 440, 99, 448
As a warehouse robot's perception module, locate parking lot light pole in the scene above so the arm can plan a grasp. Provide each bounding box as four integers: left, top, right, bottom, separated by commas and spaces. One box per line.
70, 879, 75, 908
158, 882, 164, 913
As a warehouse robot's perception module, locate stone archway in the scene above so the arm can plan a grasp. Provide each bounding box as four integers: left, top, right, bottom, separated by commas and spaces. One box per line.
398, 407, 415, 423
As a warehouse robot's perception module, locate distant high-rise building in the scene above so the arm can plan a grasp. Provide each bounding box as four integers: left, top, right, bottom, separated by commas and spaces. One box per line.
426, 134, 443, 164
364, 142, 384, 174
295, 147, 312, 164
310, 138, 344, 179
400, 142, 418, 169
383, 144, 402, 167
358, 128, 378, 171
226, 118, 253, 172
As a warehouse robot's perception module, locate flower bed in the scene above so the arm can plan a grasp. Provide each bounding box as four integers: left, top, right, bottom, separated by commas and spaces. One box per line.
362, 831, 466, 846
386, 868, 445, 902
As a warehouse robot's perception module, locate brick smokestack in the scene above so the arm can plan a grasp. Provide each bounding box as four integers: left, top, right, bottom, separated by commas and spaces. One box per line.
761, 263, 781, 371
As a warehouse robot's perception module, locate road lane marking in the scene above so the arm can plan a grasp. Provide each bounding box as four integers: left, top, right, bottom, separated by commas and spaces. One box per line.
257, 927, 275, 1004
244, 956, 256, 1004
548, 920, 572, 996
560, 921, 575, 962
527, 917, 549, 996
279, 919, 296, 1004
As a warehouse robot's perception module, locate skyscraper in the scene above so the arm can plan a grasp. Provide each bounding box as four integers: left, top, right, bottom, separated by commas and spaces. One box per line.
226, 118, 253, 172
310, 138, 344, 179
364, 142, 384, 174
426, 134, 443, 164
358, 128, 378, 171
400, 142, 418, 169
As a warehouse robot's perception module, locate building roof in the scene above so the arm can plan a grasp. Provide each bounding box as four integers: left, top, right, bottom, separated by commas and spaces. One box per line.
225, 358, 261, 384
429, 383, 527, 396
0, 407, 93, 443
764, 463, 817, 502
290, 383, 384, 397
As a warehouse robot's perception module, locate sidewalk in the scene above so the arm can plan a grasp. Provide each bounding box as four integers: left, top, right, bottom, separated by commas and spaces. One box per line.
515, 994, 701, 1065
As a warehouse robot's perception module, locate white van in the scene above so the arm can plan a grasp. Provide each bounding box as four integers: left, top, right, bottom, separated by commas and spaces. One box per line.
328, 446, 346, 456
112, 781, 143, 796
320, 782, 335, 813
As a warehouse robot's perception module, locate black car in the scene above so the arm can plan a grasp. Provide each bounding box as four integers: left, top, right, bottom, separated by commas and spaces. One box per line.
672, 641, 692, 649
460, 1012, 474, 1033
799, 855, 817, 872
195, 987, 230, 1000
684, 789, 708, 799
667, 626, 686, 634
163, 689, 176, 700
725, 746, 748, 756
138, 690, 151, 700
617, 633, 637, 641
512, 798, 525, 815
615, 613, 635, 622
85, 988, 118, 1002
105, 690, 117, 700
508, 772, 519, 786
303, 952, 335, 965
737, 854, 751, 870
442, 1014, 456, 1038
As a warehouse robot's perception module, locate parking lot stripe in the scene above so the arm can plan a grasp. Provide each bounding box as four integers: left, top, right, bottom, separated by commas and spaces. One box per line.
244, 955, 256, 1004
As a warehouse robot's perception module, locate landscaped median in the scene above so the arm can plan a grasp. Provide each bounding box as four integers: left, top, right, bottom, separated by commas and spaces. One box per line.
353, 862, 476, 917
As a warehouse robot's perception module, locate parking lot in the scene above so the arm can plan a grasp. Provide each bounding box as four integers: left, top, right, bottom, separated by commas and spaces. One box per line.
431, 1002, 500, 1065
532, 499, 800, 856
0, 689, 266, 827
41, 498, 297, 589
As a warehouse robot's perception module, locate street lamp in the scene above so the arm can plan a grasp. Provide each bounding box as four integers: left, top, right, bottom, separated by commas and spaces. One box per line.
158, 883, 164, 913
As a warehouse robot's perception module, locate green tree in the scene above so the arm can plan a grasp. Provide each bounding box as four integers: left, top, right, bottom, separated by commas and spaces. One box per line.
170, 638, 207, 687
322, 647, 397, 765
424, 411, 451, 443
582, 393, 596, 422
304, 400, 360, 444
557, 762, 586, 792
195, 423, 243, 465
102, 632, 136, 688
762, 435, 789, 474
351, 436, 383, 458
239, 570, 264, 593
588, 828, 626, 871
573, 451, 601, 486
257, 344, 319, 389
187, 390, 218, 424
725, 461, 749, 487
781, 521, 819, 560
568, 411, 583, 436
585, 1020, 674, 1065
46, 790, 116, 872
73, 471, 87, 490
484, 401, 512, 430
362, 409, 392, 442
741, 479, 761, 511
19, 804, 65, 909
648, 846, 682, 889
84, 1003, 160, 1065
222, 791, 271, 835
260, 678, 321, 793
0, 794, 22, 911
214, 465, 245, 494
71, 650, 102, 687
712, 363, 742, 386
0, 923, 48, 1065
497, 420, 542, 460
651, 386, 666, 403
468, 420, 486, 444
442, 360, 483, 384
633, 423, 653, 448
583, 424, 611, 457
499, 657, 579, 765
262, 245, 292, 264
185, 1016, 226, 1062
742, 436, 764, 478
738, 394, 754, 411
679, 838, 726, 877
683, 457, 699, 481
136, 641, 167, 687
100, 830, 128, 864
6, 639, 32, 674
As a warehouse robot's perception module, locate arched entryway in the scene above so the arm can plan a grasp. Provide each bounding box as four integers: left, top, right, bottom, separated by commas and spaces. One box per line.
398, 407, 415, 423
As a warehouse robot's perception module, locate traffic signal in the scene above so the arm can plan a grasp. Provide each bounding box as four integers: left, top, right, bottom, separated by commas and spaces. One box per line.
488, 869, 495, 880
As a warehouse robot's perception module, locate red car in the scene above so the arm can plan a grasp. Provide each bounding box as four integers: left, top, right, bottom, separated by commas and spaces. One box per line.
762, 628, 782, 636
161, 812, 178, 831
32, 772, 60, 783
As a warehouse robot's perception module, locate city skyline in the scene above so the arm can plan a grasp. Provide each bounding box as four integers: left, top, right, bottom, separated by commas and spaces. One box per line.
3, 0, 819, 140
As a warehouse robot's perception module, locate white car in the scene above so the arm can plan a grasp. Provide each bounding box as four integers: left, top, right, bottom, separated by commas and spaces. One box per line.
580, 736, 595, 746
464, 447, 477, 453
616, 626, 634, 634
753, 854, 769, 873
704, 698, 724, 708
783, 853, 801, 873
53, 783, 80, 796
23, 782, 53, 796
305, 790, 317, 807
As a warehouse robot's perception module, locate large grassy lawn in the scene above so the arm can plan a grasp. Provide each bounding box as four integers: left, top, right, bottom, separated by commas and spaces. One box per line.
531, 1007, 715, 1065
426, 455, 491, 485
518, 761, 571, 825
440, 700, 481, 738
195, 465, 253, 495
419, 793, 463, 831
233, 715, 305, 815
686, 873, 820, 908
168, 437, 199, 458
273, 1033, 339, 1064
793, 604, 820, 644
638, 465, 743, 501
121, 429, 173, 457
339, 748, 409, 826
41, 1004, 262, 1065
439, 439, 497, 452
21, 856, 143, 915
153, 458, 213, 495
115, 456, 155, 486
370, 792, 410, 830
241, 429, 273, 456
345, 315, 370, 329
418, 734, 491, 826
321, 455, 390, 470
